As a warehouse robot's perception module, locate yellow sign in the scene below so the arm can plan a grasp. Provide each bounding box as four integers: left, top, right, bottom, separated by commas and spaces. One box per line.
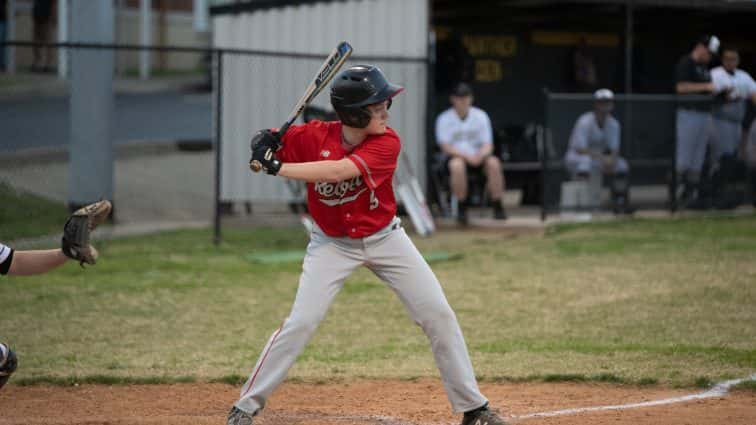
531, 31, 619, 47
475, 60, 503, 82
434, 26, 452, 42
463, 35, 517, 57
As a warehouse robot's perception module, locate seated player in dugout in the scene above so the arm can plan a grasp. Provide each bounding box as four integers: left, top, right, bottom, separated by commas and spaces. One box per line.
230, 65, 510, 425
0, 200, 112, 391
564, 89, 633, 214
435, 82, 507, 224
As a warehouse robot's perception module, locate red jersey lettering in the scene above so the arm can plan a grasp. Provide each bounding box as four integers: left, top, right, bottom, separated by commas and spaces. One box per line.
277, 121, 400, 238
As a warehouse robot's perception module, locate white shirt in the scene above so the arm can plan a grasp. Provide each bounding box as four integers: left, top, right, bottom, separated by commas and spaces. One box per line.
711, 67, 756, 100
0, 243, 11, 265
0, 242, 12, 274
711, 67, 756, 122
435, 106, 493, 157
567, 111, 621, 156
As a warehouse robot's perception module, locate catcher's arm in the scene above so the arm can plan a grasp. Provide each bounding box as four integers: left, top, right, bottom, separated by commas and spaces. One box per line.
7, 249, 69, 276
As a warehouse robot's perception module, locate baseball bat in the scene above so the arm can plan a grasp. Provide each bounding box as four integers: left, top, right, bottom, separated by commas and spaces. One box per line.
250, 41, 353, 173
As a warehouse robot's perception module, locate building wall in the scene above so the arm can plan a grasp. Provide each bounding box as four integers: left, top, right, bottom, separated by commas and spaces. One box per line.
7, 2, 208, 71
212, 0, 429, 202
115, 8, 209, 74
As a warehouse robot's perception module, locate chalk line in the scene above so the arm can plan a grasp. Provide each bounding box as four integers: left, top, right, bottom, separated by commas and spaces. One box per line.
514, 373, 756, 420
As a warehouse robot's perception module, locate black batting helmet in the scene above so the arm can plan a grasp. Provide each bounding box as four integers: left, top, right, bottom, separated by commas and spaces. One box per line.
330, 65, 403, 128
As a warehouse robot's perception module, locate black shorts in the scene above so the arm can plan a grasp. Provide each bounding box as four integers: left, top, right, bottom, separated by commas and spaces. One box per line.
444, 155, 491, 176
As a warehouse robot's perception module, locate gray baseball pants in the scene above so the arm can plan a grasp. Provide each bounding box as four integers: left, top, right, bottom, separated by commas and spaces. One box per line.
710, 117, 742, 162
233, 217, 487, 416
676, 108, 713, 178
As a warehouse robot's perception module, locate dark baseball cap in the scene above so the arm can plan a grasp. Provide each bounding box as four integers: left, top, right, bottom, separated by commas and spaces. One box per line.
450, 82, 473, 97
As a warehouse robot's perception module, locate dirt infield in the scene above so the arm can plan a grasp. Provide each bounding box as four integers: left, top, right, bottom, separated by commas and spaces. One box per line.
1, 379, 754, 424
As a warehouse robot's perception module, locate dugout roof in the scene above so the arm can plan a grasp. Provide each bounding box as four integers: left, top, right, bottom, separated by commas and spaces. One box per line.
211, 0, 756, 15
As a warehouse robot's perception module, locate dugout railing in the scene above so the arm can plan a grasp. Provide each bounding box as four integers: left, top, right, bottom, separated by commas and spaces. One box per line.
540, 91, 747, 220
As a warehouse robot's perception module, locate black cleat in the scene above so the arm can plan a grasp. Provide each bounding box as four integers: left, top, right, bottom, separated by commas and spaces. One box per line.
461, 403, 509, 425
611, 196, 635, 215
457, 201, 469, 226
227, 406, 254, 425
492, 203, 507, 220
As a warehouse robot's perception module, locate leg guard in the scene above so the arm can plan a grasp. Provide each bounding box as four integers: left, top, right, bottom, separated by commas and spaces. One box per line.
609, 173, 632, 214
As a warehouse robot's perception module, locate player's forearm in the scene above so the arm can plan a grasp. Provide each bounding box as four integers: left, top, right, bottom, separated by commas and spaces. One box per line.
8, 249, 69, 276
676, 82, 714, 94
278, 159, 360, 183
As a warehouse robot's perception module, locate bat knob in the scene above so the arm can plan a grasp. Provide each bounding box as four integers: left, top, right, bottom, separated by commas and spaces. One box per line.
250, 160, 262, 173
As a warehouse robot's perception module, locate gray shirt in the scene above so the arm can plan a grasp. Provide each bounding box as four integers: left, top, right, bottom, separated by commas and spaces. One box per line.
567, 111, 620, 156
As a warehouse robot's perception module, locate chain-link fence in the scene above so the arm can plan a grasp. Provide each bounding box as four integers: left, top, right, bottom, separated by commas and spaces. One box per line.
1, 41, 430, 244
541, 92, 756, 218
1, 41, 214, 243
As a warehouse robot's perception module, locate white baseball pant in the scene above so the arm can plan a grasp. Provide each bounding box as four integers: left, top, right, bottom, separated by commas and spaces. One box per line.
234, 217, 487, 416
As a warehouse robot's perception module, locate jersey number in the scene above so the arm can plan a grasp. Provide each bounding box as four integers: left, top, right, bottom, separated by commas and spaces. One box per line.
369, 191, 379, 210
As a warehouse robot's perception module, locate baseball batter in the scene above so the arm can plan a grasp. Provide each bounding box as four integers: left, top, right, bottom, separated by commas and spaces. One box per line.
227, 65, 508, 425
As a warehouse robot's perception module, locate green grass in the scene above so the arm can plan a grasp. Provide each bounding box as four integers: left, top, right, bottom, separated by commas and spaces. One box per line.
1, 215, 755, 388
0, 182, 69, 240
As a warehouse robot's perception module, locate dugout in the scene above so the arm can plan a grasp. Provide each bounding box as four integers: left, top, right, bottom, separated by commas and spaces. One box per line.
432, 0, 756, 194
432, 0, 756, 124
210, 0, 756, 209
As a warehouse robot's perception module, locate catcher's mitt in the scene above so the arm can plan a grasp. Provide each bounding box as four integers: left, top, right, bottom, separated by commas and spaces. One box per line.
61, 200, 112, 266
0, 343, 17, 390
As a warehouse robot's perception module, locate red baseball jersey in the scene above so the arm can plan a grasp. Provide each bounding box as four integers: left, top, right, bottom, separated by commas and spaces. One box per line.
277, 120, 400, 238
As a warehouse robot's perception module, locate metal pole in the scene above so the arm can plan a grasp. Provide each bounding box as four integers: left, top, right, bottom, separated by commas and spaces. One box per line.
139, 0, 151, 79
671, 99, 678, 213
213, 50, 223, 245
426, 28, 436, 215
624, 0, 634, 160
69, 0, 115, 212
625, 0, 633, 95
57, 0, 68, 79
193, 0, 209, 32
6, 0, 15, 74
540, 89, 550, 221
